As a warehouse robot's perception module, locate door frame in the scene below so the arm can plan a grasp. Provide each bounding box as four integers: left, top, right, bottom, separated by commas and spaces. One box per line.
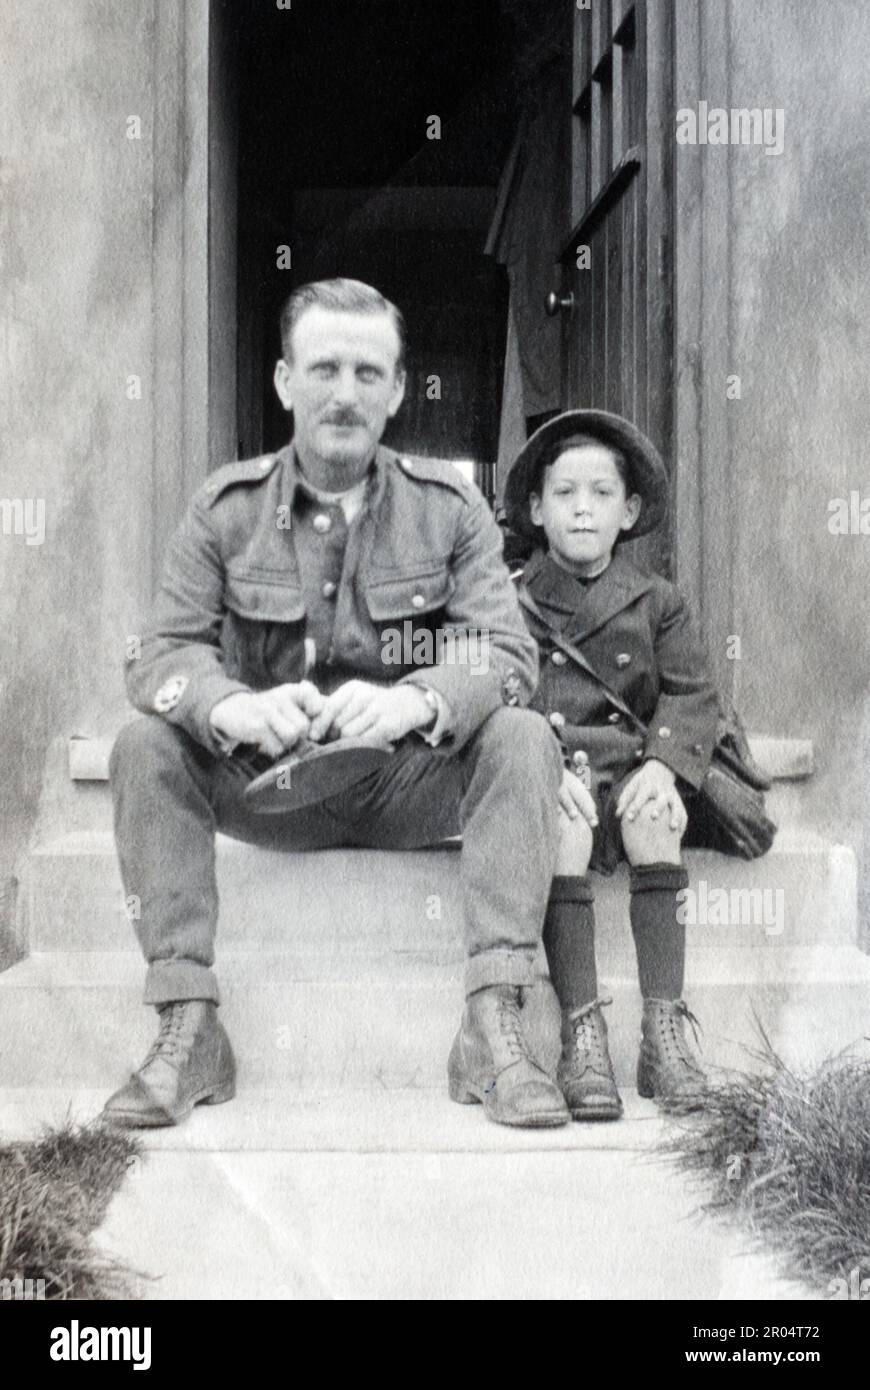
672, 0, 738, 700
151, 0, 237, 580
559, 0, 677, 580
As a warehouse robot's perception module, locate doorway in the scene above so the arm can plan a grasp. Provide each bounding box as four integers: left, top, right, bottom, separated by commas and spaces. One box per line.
211, 0, 526, 504
205, 1, 676, 562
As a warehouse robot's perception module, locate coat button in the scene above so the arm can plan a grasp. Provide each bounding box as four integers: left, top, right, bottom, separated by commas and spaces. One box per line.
608, 711, 620, 724
616, 653, 631, 668
322, 581, 337, 599
693, 743, 702, 755
551, 651, 567, 666
659, 726, 672, 738
313, 512, 333, 534
411, 593, 425, 610
572, 749, 589, 768
260, 457, 272, 471
502, 670, 521, 705
549, 712, 566, 730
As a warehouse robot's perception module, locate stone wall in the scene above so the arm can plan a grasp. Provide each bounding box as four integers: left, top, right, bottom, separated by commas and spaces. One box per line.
0, 0, 161, 956
676, 0, 870, 845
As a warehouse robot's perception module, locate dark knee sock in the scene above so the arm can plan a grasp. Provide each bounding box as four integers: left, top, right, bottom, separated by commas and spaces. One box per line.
629, 862, 689, 999
543, 875, 597, 1012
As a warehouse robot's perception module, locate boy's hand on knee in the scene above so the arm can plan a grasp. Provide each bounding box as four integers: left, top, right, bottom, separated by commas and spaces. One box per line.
558, 769, 599, 827
617, 759, 686, 832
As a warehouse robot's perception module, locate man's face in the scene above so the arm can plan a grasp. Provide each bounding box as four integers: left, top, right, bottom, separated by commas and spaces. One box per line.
273, 306, 406, 473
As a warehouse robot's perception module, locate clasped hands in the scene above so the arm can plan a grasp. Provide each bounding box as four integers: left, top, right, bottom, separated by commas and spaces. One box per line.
209, 680, 433, 760
558, 757, 686, 833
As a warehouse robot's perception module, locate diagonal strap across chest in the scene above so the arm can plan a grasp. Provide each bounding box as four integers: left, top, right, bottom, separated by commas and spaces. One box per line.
518, 584, 648, 736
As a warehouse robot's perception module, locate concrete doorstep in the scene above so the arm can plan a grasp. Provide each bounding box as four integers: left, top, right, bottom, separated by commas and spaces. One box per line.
0, 1086, 820, 1302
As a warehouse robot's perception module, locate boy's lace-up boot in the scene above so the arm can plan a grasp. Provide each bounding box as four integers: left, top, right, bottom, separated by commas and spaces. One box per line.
448, 983, 569, 1127
101, 999, 236, 1128
637, 998, 707, 1108
558, 996, 623, 1120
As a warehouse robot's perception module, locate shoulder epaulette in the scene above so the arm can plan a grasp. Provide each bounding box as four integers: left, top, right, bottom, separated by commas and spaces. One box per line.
200, 454, 280, 508
394, 453, 476, 503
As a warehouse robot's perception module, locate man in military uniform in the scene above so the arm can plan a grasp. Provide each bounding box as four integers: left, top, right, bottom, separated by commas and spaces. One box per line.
103, 278, 568, 1130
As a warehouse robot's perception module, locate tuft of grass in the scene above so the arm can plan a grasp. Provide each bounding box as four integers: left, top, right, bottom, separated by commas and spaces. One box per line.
0, 1120, 143, 1300
660, 1025, 870, 1291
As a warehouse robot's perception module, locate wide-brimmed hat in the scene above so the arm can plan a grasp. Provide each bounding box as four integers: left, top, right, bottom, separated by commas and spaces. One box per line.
503, 409, 668, 543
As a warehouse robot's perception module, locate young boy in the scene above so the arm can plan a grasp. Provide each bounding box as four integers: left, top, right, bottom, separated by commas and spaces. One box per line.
504, 410, 721, 1119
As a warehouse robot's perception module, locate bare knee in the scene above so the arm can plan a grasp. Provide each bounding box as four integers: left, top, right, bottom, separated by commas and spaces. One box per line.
620, 801, 684, 866
556, 807, 594, 874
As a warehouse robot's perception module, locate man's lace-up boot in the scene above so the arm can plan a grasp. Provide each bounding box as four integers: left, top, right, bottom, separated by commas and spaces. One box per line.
447, 983, 569, 1127
558, 997, 623, 1121
637, 998, 707, 1109
101, 1000, 236, 1128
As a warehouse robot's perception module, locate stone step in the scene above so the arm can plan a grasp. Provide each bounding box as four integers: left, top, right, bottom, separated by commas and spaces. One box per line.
0, 1083, 668, 1152
0, 1085, 811, 1300
22, 830, 859, 958
66, 733, 816, 784
2, 946, 868, 1090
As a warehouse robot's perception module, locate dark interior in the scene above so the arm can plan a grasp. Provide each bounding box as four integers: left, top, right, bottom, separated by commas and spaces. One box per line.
233, 0, 536, 483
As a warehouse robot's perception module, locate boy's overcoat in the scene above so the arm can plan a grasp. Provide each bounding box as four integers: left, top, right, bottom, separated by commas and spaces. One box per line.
518, 547, 720, 792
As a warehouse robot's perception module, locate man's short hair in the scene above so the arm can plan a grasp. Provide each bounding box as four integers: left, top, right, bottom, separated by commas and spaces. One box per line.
279, 278, 407, 373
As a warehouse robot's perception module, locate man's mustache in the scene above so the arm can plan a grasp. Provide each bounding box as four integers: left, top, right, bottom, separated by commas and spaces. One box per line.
322, 411, 367, 428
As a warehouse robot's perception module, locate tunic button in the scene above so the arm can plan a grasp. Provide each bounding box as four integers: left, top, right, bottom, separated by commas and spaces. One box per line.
693, 743, 702, 755
322, 581, 337, 599
551, 651, 567, 666
313, 513, 332, 534
260, 458, 272, 471
608, 711, 620, 724
616, 653, 631, 668
411, 593, 425, 610
549, 712, 566, 730
572, 750, 589, 767
659, 727, 672, 738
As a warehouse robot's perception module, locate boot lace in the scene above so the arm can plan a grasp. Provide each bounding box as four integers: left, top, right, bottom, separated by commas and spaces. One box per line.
659, 1000, 704, 1075
495, 989, 532, 1062
143, 1002, 193, 1068
567, 997, 612, 1078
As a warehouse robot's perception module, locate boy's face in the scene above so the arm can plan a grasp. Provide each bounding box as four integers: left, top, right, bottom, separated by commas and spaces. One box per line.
529, 443, 641, 575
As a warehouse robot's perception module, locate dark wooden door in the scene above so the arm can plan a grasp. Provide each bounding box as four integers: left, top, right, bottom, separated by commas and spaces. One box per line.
555, 0, 674, 575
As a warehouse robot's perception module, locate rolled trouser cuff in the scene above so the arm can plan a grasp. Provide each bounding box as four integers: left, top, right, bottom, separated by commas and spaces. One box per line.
629, 862, 689, 894
465, 949, 538, 997
143, 961, 220, 1006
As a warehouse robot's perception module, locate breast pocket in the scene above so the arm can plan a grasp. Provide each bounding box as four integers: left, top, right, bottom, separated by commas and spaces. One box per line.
363, 562, 455, 676
223, 566, 307, 688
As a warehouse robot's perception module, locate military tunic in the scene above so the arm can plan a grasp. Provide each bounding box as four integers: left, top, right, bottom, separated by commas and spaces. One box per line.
130, 444, 538, 755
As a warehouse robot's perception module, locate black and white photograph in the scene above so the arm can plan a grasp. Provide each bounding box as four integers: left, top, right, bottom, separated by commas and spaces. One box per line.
1, 0, 870, 1334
